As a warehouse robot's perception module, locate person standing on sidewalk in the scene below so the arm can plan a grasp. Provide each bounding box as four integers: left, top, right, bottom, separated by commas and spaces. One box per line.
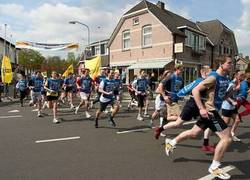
0, 76, 4, 102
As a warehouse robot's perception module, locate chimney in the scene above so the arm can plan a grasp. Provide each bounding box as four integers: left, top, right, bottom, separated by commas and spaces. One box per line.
156, 1, 165, 10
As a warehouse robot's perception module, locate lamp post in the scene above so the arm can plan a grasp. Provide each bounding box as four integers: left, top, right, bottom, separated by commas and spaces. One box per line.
69, 21, 90, 48
3, 24, 7, 57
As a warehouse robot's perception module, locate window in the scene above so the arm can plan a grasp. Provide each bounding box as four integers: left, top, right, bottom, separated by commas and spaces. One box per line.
185, 30, 206, 51
133, 17, 139, 26
142, 25, 152, 47
199, 36, 206, 50
122, 30, 130, 50
95, 45, 100, 55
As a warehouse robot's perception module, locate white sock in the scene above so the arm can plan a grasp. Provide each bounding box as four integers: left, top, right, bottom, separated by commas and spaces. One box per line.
210, 160, 221, 169
170, 139, 177, 146
160, 117, 164, 126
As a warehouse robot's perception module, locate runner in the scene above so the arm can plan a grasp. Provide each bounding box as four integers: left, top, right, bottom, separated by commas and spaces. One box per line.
127, 75, 138, 111
16, 74, 28, 107
165, 64, 184, 122
28, 71, 44, 117
44, 71, 61, 124
92, 68, 108, 106
75, 68, 93, 119
222, 70, 245, 142
94, 70, 118, 128
236, 72, 250, 119
164, 55, 233, 180
113, 71, 123, 106
151, 70, 172, 127
132, 70, 149, 121
63, 72, 75, 109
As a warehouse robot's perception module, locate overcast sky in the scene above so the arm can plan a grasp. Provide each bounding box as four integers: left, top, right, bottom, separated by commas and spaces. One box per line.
0, 0, 249, 57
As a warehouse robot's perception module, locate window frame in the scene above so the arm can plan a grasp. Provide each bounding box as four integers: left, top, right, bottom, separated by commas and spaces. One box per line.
142, 25, 152, 48
122, 30, 130, 51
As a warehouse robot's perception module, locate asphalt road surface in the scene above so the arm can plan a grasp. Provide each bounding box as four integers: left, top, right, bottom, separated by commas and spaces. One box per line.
0, 100, 249, 180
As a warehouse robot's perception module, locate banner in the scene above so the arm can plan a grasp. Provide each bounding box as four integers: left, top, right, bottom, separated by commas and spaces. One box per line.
85, 56, 101, 79
62, 64, 74, 77
16, 41, 79, 51
1, 56, 13, 83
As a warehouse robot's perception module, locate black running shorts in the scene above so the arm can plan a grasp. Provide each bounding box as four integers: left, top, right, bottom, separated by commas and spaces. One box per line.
137, 94, 146, 108
221, 108, 238, 118
196, 110, 228, 132
180, 98, 200, 121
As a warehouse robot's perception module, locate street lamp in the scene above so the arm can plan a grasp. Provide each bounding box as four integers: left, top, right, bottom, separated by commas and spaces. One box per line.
3, 24, 7, 57
69, 21, 90, 48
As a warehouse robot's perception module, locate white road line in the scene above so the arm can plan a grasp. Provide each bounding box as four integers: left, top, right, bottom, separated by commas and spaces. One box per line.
35, 136, 80, 143
198, 165, 235, 180
32, 109, 39, 112
117, 120, 196, 134
117, 128, 151, 134
8, 110, 20, 113
0, 115, 23, 119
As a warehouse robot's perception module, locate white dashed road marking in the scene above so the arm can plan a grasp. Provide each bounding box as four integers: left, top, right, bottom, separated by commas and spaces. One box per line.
8, 110, 20, 113
0, 115, 23, 119
35, 136, 80, 143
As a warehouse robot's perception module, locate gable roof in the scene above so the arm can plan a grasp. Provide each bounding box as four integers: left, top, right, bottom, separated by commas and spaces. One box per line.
108, 0, 204, 47
197, 19, 238, 54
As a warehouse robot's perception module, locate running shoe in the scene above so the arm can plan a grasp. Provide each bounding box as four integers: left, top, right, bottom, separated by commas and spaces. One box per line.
70, 105, 75, 110
137, 114, 144, 121
201, 145, 215, 153
154, 127, 163, 139
75, 106, 79, 114
143, 114, 150, 118
232, 135, 241, 142
160, 133, 166, 137
37, 111, 42, 117
85, 111, 91, 119
165, 138, 174, 156
208, 166, 231, 180
53, 118, 60, 124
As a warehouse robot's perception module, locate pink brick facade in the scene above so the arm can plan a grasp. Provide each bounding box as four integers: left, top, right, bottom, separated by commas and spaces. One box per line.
110, 12, 173, 67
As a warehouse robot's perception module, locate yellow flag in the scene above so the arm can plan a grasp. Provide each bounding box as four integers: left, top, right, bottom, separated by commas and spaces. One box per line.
41, 71, 47, 77
1, 56, 13, 83
62, 64, 74, 77
85, 56, 101, 78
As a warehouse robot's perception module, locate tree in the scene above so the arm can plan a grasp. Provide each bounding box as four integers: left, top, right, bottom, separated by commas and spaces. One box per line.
18, 49, 45, 71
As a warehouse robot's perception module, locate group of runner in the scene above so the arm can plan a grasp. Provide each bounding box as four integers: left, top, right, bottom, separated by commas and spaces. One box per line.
14, 55, 250, 179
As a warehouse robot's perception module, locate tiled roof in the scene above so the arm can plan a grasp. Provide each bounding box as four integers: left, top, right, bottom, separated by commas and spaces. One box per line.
124, 0, 202, 36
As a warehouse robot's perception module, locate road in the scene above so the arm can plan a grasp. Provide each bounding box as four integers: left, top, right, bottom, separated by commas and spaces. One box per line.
0, 100, 249, 180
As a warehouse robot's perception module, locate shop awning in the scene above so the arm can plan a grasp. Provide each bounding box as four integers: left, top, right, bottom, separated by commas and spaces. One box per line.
128, 59, 173, 70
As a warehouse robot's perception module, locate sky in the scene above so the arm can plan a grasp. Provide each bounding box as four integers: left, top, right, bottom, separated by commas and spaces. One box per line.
0, 0, 249, 58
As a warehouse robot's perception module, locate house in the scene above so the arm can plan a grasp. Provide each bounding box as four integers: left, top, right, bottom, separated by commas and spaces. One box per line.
197, 20, 238, 69
89, 39, 109, 67
107, 0, 238, 84
236, 56, 249, 71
